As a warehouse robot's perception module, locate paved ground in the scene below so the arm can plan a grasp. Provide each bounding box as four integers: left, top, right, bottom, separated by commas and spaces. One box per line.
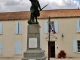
45, 57, 80, 60
0, 57, 80, 60
0, 57, 21, 60
50, 58, 80, 60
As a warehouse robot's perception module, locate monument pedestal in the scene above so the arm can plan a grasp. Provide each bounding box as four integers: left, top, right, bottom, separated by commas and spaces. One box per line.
22, 24, 46, 60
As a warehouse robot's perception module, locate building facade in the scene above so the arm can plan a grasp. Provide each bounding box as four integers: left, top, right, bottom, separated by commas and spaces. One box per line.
0, 9, 80, 60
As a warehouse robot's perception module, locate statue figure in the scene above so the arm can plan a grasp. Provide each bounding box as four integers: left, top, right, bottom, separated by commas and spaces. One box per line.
28, 0, 42, 24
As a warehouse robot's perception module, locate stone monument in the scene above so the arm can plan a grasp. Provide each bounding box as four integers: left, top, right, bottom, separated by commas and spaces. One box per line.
22, 0, 46, 60
22, 24, 46, 60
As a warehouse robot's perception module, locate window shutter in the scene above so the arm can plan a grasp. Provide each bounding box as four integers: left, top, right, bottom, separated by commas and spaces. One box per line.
73, 40, 77, 52
54, 21, 58, 33
0, 23, 2, 34
0, 42, 2, 54
15, 41, 22, 54
19, 22, 22, 34
76, 20, 80, 32
44, 21, 48, 33
15, 22, 18, 34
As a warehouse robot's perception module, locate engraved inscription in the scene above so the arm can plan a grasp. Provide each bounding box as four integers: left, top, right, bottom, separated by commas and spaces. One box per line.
29, 38, 37, 48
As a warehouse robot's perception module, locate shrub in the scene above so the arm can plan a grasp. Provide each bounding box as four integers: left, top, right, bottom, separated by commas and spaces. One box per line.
58, 50, 66, 58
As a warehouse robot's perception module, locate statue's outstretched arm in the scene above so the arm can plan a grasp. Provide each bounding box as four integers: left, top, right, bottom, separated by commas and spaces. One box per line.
37, 1, 42, 11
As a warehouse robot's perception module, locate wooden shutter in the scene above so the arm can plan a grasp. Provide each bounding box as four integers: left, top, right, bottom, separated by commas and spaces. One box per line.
73, 40, 77, 52
76, 20, 80, 32
15, 41, 22, 54
54, 21, 58, 33
44, 21, 48, 33
15, 22, 18, 34
19, 22, 22, 34
0, 23, 2, 34
0, 42, 2, 54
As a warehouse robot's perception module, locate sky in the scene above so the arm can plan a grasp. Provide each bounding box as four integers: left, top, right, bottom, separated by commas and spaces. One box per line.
0, 0, 80, 12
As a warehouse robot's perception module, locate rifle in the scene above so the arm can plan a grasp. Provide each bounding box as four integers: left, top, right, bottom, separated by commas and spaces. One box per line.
40, 3, 49, 11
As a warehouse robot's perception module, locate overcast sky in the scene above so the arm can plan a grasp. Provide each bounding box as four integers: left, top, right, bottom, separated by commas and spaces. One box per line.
0, 0, 80, 12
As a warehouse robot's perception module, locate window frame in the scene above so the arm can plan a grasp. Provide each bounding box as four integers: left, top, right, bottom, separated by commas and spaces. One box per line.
15, 22, 22, 34
77, 40, 80, 52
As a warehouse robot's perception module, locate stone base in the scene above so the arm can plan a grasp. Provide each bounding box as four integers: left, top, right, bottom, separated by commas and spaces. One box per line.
22, 50, 46, 60
22, 58, 46, 60
22, 24, 46, 60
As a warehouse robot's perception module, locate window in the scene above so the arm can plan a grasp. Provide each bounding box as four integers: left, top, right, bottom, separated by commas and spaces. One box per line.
15, 22, 22, 34
0, 42, 2, 55
73, 40, 80, 52
76, 20, 80, 32
50, 21, 56, 34
44, 21, 58, 34
0, 23, 2, 34
77, 41, 80, 52
15, 41, 22, 54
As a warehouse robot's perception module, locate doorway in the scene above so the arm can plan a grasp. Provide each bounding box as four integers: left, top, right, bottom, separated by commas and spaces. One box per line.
48, 41, 55, 58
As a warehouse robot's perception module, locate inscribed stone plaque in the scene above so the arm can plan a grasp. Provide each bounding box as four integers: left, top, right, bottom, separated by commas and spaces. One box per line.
29, 38, 37, 48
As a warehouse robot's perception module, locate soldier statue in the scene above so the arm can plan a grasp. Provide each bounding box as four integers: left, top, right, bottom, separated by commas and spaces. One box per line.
28, 0, 42, 24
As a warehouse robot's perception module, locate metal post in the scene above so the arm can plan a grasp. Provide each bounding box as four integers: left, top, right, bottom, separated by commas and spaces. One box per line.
48, 16, 50, 42
48, 16, 50, 60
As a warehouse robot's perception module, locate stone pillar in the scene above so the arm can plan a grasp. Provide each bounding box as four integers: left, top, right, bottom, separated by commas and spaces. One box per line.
22, 24, 46, 60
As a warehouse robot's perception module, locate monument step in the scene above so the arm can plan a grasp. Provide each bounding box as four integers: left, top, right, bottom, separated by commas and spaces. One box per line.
24, 50, 45, 58
22, 56, 46, 60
